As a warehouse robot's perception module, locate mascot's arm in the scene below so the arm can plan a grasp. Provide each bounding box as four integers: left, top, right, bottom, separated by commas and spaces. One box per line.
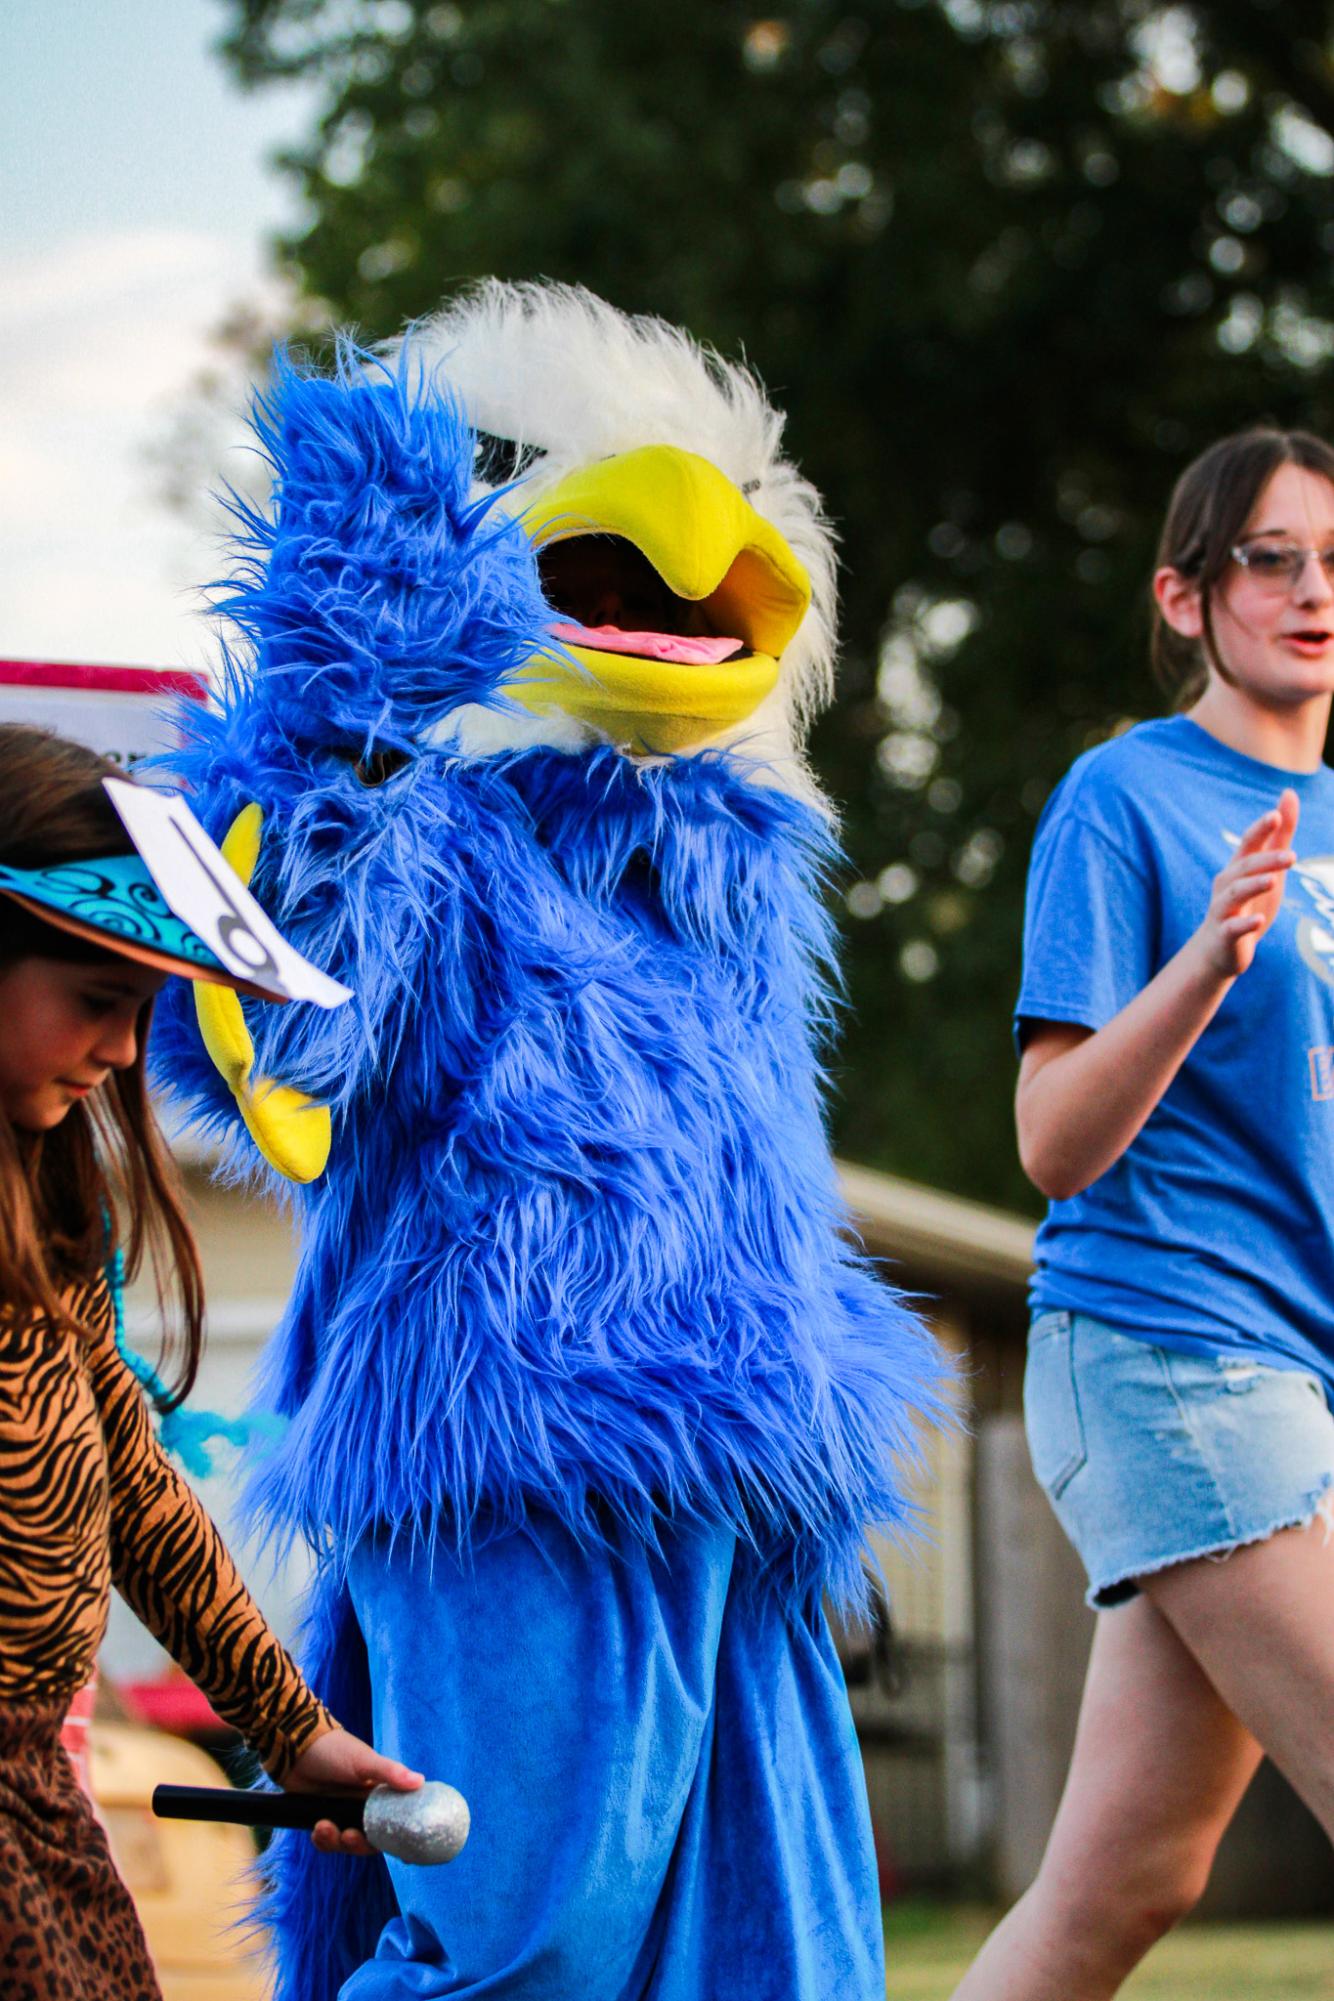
194, 803, 332, 1184
162, 346, 554, 1181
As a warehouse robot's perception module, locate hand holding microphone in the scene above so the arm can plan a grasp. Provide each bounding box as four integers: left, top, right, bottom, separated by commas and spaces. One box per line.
151, 1725, 469, 1866
281, 1725, 430, 1858
152, 1776, 470, 1866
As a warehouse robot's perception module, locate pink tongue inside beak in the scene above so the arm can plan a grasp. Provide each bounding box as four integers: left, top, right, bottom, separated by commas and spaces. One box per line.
550, 621, 745, 665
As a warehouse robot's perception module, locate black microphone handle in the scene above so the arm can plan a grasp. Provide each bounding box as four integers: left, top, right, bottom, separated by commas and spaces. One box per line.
151, 1783, 367, 1834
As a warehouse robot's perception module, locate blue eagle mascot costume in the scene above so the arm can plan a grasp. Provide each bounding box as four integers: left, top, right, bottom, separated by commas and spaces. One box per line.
155, 281, 948, 2001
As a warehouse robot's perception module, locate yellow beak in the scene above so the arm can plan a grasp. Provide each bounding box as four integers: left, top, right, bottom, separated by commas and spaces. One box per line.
509, 445, 811, 753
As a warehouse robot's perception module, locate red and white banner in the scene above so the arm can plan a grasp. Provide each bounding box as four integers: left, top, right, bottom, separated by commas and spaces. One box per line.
0, 660, 209, 770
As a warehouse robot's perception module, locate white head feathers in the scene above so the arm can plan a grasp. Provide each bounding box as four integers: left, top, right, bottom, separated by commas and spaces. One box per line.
396, 281, 838, 797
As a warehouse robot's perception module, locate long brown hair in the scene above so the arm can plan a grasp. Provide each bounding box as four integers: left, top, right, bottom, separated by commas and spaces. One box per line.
0, 725, 205, 1401
1152, 426, 1334, 707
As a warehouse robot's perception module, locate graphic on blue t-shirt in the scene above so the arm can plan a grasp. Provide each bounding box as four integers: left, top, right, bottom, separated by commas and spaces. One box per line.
1016, 715, 1334, 1393
1289, 856, 1334, 990
1217, 824, 1334, 991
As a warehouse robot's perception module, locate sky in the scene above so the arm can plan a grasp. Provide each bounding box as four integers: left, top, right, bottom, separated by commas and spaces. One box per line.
1, 1, 320, 671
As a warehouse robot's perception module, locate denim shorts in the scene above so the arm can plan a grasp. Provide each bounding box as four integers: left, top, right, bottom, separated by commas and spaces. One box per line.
1024, 1309, 1334, 1608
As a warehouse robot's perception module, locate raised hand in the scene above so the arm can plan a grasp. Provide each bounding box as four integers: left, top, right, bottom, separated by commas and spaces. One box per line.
1195, 789, 1299, 979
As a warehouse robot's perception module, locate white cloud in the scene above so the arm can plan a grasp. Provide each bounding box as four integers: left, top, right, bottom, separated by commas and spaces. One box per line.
0, 228, 286, 671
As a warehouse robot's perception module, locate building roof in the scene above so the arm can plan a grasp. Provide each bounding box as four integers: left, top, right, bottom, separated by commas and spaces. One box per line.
837, 1161, 1035, 1293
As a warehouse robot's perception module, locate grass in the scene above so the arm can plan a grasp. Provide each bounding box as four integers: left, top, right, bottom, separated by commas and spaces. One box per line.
884, 1901, 1334, 1999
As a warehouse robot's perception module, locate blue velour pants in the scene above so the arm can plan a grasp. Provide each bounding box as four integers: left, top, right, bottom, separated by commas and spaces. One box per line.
340, 1516, 884, 1999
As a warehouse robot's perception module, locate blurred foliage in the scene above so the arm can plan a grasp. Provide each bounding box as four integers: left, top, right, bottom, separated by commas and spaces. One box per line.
216, 0, 1334, 1210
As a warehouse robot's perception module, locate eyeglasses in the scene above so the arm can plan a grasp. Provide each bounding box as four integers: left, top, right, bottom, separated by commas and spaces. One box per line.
1230, 540, 1334, 591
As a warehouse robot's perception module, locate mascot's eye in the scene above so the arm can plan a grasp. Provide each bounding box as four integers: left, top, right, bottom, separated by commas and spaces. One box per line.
475, 431, 547, 484
349, 747, 412, 788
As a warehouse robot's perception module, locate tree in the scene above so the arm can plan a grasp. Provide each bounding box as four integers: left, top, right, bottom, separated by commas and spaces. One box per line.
217, 0, 1334, 1209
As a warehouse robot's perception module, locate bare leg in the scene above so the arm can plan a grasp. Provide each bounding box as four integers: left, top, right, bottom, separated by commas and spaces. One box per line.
1144, 1511, 1334, 1840
949, 1596, 1261, 2001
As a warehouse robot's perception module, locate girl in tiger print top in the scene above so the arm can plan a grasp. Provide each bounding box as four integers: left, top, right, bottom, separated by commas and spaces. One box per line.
0, 1269, 327, 1780
0, 726, 420, 2001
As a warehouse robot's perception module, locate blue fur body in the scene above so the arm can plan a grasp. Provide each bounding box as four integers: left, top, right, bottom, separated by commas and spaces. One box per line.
153, 345, 945, 1997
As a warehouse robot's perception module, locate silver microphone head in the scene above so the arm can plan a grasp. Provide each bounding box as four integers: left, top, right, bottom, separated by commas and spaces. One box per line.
362, 1780, 471, 1866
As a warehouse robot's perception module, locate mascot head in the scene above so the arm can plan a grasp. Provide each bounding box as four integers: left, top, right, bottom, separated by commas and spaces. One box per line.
171, 282, 843, 1184
395, 282, 837, 789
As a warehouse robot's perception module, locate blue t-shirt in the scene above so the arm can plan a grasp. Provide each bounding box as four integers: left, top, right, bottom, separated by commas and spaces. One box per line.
1016, 714, 1334, 1392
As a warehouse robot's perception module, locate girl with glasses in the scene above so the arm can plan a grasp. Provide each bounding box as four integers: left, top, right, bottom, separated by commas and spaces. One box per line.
954, 429, 1334, 1999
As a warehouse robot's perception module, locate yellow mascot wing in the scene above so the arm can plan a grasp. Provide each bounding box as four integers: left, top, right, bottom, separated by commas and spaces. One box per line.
192, 804, 332, 1184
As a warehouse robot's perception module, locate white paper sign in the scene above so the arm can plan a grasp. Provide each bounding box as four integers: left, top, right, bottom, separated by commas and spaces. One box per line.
104, 779, 351, 1009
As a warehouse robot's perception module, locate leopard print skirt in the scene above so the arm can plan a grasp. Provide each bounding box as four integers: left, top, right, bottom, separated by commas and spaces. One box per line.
0, 1702, 161, 2001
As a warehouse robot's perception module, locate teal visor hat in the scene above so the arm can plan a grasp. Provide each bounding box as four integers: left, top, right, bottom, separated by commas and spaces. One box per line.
0, 777, 350, 1007
0, 852, 235, 984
